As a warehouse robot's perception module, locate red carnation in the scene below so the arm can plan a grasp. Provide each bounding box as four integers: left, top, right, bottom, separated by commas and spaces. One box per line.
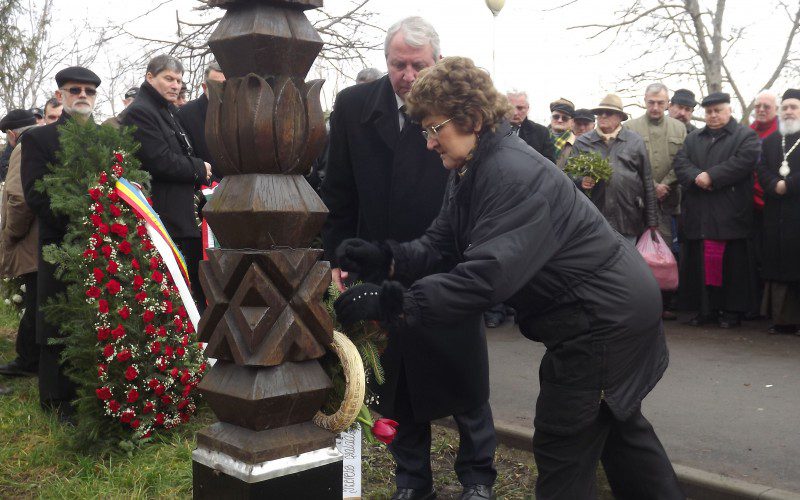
111, 324, 125, 339
98, 300, 109, 314
90, 214, 102, 227
152, 270, 163, 283
111, 223, 128, 238
133, 275, 144, 290
99, 171, 108, 183
150, 341, 161, 354
116, 349, 132, 362
110, 204, 122, 217
131, 258, 141, 270
92, 267, 105, 282
137, 225, 147, 237
176, 347, 185, 357
102, 344, 114, 358
96, 387, 112, 400
127, 389, 139, 403
105, 279, 121, 295
86, 286, 101, 299
93, 202, 104, 214
97, 328, 111, 341
118, 241, 132, 255
155, 413, 165, 425
143, 310, 155, 323
135, 292, 147, 303
145, 324, 156, 335
83, 249, 98, 259
98, 223, 109, 235
125, 365, 138, 381
89, 188, 102, 201
118, 306, 130, 319
101, 245, 113, 259
107, 260, 119, 274
143, 401, 155, 414
109, 400, 121, 413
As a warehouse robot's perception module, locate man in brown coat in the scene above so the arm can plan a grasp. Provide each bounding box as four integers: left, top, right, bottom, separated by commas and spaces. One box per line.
0, 109, 40, 382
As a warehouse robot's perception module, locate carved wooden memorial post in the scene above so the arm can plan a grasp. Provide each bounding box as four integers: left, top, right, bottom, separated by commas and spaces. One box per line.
191, 0, 340, 497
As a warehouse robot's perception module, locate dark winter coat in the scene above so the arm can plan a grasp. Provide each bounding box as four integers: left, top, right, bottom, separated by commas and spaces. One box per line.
121, 82, 207, 239
571, 127, 658, 237
321, 75, 487, 421
673, 118, 760, 240
517, 118, 556, 164
177, 94, 215, 174
757, 130, 800, 281
391, 122, 669, 435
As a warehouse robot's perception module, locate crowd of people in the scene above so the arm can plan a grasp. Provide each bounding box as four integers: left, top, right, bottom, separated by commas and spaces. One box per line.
0, 11, 798, 500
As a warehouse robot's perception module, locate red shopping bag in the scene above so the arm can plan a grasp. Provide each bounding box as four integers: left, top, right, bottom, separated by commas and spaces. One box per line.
636, 229, 678, 291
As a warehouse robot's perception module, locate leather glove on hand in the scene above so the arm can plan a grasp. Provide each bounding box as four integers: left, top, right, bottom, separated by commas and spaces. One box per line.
335, 238, 392, 284
333, 281, 405, 325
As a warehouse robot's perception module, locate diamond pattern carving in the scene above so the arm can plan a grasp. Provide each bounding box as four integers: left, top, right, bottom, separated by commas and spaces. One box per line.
200, 248, 332, 366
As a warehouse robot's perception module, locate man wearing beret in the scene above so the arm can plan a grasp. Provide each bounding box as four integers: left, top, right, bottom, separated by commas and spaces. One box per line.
673, 92, 761, 329
21, 65, 102, 422
0, 109, 41, 390
756, 89, 800, 335
548, 97, 576, 168
669, 89, 698, 133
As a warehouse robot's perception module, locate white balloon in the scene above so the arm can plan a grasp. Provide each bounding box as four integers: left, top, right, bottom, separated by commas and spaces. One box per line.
485, 0, 505, 16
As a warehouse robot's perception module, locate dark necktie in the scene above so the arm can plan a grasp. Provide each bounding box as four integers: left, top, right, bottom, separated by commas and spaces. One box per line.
399, 105, 408, 133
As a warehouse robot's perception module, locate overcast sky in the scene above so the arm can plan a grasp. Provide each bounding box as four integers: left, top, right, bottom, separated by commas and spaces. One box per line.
48, 0, 790, 122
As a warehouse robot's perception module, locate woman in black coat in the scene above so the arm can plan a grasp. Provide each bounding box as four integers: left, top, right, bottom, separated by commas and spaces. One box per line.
334, 57, 684, 499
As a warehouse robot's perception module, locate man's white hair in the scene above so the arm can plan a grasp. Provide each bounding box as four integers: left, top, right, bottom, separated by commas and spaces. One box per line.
506, 89, 529, 102
384, 16, 441, 60
645, 82, 669, 97
756, 90, 779, 106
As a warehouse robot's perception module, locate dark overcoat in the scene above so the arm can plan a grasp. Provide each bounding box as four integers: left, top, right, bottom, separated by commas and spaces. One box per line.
177, 94, 215, 172
757, 130, 800, 281
518, 118, 556, 164
21, 112, 77, 343
321, 75, 487, 421
673, 119, 760, 240
391, 123, 669, 435
121, 82, 206, 239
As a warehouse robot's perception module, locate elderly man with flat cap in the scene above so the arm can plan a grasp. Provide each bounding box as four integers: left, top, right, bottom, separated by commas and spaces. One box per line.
572, 108, 596, 138
548, 97, 576, 168
673, 92, 761, 329
21, 65, 102, 422
756, 89, 800, 335
669, 89, 698, 133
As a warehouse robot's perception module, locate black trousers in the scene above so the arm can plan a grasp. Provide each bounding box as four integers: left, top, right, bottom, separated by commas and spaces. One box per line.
533, 403, 684, 499
174, 237, 205, 315
388, 371, 497, 490
15, 272, 39, 369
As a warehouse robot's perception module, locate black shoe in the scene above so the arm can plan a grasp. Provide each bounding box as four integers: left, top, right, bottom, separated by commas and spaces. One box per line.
0, 359, 37, 377
0, 386, 12, 396
391, 486, 436, 500
688, 314, 715, 327
768, 324, 798, 335
460, 484, 492, 500
719, 313, 741, 329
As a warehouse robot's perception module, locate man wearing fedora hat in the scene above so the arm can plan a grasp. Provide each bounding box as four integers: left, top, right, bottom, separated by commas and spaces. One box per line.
572, 93, 658, 243
21, 65, 102, 423
673, 92, 760, 329
0, 109, 41, 386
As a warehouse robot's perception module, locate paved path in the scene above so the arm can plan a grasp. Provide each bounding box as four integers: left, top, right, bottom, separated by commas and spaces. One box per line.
486, 314, 800, 493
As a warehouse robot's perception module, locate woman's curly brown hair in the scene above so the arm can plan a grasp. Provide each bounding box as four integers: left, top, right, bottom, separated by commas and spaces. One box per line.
406, 56, 511, 134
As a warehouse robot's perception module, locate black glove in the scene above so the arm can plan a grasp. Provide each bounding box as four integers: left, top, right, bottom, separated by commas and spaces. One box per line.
334, 281, 405, 325
335, 238, 392, 284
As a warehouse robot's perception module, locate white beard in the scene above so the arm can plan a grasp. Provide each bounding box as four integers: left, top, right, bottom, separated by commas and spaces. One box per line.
64, 101, 94, 118
779, 117, 800, 136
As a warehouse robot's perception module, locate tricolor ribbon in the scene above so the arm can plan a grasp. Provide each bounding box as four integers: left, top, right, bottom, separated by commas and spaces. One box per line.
114, 177, 199, 329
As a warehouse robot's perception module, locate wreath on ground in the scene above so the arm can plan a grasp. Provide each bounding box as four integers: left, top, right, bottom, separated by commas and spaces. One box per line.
39, 120, 206, 453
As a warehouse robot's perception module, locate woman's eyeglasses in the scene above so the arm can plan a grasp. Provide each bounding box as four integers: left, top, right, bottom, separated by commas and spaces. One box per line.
422, 117, 454, 140
62, 86, 97, 97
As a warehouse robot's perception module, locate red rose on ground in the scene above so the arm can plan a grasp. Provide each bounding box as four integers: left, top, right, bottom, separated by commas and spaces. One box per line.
98, 300, 109, 314
101, 245, 113, 259
111, 324, 125, 339
118, 306, 130, 319
118, 241, 132, 255
97, 328, 111, 341
180, 372, 191, 385
89, 188, 102, 201
107, 260, 119, 274
110, 204, 121, 217
133, 275, 144, 290
125, 365, 138, 381
111, 223, 128, 238
109, 400, 121, 413
143, 310, 155, 323
131, 257, 141, 270
106, 279, 121, 295
96, 387, 112, 400
92, 267, 105, 282
116, 349, 132, 362
127, 389, 139, 403
90, 214, 102, 227
371, 418, 400, 444
135, 292, 147, 303
103, 344, 114, 358
86, 286, 101, 299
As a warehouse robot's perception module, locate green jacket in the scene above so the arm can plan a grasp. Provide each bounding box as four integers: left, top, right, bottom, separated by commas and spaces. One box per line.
625, 114, 686, 213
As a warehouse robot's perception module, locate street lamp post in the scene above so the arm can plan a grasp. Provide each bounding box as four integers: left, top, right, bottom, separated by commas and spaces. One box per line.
485, 0, 506, 76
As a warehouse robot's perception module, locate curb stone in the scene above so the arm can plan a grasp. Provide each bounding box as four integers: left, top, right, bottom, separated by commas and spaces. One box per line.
434, 418, 800, 500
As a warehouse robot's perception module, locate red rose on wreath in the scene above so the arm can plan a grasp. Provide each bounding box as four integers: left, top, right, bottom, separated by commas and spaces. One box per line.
127, 389, 139, 403
118, 306, 131, 319
118, 241, 132, 255
106, 279, 121, 295
111, 324, 125, 340
89, 188, 102, 201
96, 387, 112, 400
98, 300, 109, 314
143, 310, 155, 323
103, 344, 114, 358
111, 223, 128, 238
107, 260, 119, 275
110, 204, 122, 217
93, 267, 105, 282
125, 365, 138, 381
116, 349, 131, 362
86, 286, 101, 299
109, 400, 121, 413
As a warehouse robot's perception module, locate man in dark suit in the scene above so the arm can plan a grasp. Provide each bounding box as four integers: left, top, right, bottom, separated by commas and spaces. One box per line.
507, 90, 556, 163
177, 61, 225, 174
21, 66, 102, 422
121, 54, 212, 313
321, 16, 496, 500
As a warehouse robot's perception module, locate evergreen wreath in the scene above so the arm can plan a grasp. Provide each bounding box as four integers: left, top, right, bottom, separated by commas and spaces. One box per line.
38, 120, 207, 452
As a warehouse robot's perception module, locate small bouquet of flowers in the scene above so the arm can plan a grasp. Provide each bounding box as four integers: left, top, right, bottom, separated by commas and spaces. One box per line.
564, 152, 613, 197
